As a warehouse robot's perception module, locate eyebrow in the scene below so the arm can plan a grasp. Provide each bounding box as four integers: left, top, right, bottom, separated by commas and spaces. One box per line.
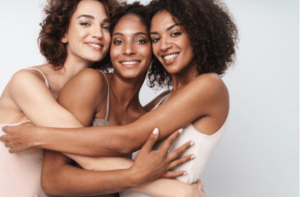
112, 32, 148, 37
150, 23, 180, 35
77, 15, 110, 23
77, 14, 95, 19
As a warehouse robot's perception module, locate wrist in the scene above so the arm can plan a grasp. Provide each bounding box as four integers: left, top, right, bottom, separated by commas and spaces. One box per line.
32, 126, 45, 148
127, 166, 145, 188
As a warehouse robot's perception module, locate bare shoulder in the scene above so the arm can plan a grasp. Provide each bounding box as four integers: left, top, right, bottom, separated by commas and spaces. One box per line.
68, 68, 108, 92
143, 90, 171, 112
187, 73, 228, 98
9, 69, 47, 90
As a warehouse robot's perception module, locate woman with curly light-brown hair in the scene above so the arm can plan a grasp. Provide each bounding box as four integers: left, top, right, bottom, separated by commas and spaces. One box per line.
0, 0, 189, 196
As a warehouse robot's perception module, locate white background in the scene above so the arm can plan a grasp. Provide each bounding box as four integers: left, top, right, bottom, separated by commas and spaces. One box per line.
0, 0, 298, 196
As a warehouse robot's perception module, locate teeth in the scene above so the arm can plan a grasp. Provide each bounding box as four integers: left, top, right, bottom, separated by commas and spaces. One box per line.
122, 61, 139, 65
163, 53, 178, 60
91, 44, 100, 48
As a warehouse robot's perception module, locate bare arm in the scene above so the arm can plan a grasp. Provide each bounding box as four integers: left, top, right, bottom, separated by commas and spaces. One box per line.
1, 69, 114, 168
41, 129, 193, 196
23, 73, 228, 156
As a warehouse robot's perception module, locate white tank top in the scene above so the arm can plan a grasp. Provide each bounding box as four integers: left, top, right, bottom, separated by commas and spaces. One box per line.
120, 94, 228, 197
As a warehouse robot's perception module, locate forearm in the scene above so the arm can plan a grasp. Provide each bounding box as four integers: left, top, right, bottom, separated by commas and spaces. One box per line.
131, 179, 194, 197
34, 125, 146, 156
42, 152, 139, 196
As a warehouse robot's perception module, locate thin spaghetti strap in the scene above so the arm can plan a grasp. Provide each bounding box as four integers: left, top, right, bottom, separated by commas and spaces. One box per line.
152, 93, 170, 110
24, 67, 49, 88
98, 70, 110, 121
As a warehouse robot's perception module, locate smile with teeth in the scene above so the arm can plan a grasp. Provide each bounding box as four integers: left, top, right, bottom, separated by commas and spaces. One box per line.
163, 53, 179, 60
121, 61, 140, 67
87, 43, 102, 51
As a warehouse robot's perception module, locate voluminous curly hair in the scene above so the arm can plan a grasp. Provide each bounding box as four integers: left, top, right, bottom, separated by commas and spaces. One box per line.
38, 0, 120, 70
146, 0, 238, 89
101, 1, 149, 72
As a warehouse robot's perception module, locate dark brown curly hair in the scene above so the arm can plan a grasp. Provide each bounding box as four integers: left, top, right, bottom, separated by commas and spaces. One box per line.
146, 0, 238, 89
38, 0, 120, 70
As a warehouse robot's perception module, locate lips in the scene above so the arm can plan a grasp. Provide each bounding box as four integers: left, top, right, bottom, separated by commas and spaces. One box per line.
120, 60, 141, 68
86, 42, 103, 51
162, 52, 179, 65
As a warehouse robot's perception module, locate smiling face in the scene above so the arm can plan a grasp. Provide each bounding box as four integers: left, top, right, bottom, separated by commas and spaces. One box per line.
62, 0, 111, 65
150, 10, 194, 75
110, 14, 152, 79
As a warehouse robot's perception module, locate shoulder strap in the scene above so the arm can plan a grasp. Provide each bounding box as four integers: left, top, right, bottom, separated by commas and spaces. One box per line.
98, 70, 110, 121
24, 67, 49, 88
152, 93, 170, 110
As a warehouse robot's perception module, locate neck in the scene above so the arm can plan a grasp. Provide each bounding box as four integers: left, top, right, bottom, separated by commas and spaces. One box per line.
109, 73, 146, 111
171, 64, 199, 91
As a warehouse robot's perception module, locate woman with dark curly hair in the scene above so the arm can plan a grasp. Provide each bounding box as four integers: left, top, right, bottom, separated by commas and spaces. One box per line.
0, 0, 189, 196
2, 0, 237, 195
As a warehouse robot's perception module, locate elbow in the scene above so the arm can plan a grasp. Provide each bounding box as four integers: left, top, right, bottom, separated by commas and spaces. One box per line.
41, 169, 64, 196
41, 174, 56, 196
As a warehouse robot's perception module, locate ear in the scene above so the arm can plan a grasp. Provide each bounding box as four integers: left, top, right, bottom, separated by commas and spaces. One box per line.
61, 35, 68, 43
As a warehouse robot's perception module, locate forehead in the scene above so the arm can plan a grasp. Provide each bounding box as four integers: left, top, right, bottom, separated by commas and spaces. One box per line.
72, 0, 108, 19
113, 14, 147, 33
151, 10, 176, 30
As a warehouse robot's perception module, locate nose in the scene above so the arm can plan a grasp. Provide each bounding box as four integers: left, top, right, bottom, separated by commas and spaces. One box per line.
92, 26, 103, 39
159, 36, 172, 51
123, 41, 136, 56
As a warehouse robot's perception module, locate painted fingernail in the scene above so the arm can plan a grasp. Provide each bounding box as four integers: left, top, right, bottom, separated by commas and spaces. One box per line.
191, 155, 195, 160
178, 128, 183, 134
190, 141, 195, 146
152, 128, 159, 135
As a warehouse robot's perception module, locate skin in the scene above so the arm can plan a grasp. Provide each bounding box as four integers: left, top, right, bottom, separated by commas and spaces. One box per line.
40, 14, 202, 196
0, 2, 200, 196
1, 8, 229, 197
3, 10, 229, 157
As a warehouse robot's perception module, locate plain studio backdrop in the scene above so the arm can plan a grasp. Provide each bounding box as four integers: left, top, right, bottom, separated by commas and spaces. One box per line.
0, 0, 298, 196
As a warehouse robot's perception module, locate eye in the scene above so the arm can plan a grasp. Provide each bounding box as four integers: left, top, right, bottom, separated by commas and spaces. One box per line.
80, 22, 90, 27
102, 24, 110, 31
113, 39, 122, 45
171, 32, 182, 37
151, 37, 160, 43
137, 38, 147, 44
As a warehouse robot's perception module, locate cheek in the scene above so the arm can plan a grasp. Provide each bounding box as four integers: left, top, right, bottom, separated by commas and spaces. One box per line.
151, 44, 159, 59
110, 46, 120, 61
140, 46, 152, 62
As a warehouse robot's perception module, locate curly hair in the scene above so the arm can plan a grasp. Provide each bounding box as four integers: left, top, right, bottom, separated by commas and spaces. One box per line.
145, 0, 238, 89
101, 1, 149, 72
38, 0, 120, 70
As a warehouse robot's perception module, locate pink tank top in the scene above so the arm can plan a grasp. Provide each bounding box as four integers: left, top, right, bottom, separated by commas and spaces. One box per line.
0, 68, 48, 197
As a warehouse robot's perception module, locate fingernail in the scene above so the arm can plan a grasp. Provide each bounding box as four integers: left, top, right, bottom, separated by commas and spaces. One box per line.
190, 141, 195, 146
152, 128, 159, 135
183, 171, 188, 176
178, 128, 183, 134
191, 155, 195, 160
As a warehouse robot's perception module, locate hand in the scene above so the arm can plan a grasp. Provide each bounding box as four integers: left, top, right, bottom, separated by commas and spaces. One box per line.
190, 179, 207, 197
0, 122, 36, 153
130, 128, 194, 185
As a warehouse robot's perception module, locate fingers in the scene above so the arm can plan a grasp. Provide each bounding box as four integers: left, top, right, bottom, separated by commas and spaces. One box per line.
139, 128, 159, 153
159, 129, 183, 153
167, 140, 194, 162
167, 154, 195, 170
0, 134, 8, 142
162, 170, 187, 179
